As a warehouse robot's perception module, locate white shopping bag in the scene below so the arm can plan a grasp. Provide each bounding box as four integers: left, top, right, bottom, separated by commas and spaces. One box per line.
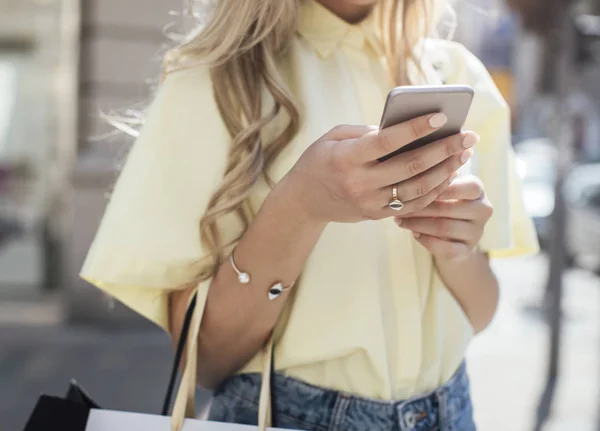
86, 410, 300, 431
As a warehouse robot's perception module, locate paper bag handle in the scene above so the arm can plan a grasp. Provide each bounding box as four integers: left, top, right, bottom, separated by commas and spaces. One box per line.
168, 290, 276, 431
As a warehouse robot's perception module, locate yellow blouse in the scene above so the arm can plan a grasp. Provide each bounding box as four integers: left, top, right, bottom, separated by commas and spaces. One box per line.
81, 0, 538, 401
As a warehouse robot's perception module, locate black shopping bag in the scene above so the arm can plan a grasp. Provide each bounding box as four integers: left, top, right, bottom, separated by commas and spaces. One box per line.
22, 295, 196, 431
24, 381, 100, 431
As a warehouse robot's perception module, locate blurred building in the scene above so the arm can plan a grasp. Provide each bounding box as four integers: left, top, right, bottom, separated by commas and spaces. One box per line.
454, 0, 600, 160
0, 0, 179, 327
0, 0, 69, 316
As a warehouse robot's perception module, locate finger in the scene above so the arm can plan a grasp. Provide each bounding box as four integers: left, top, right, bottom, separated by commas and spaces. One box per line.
369, 159, 460, 206
412, 233, 472, 262
391, 150, 471, 201
373, 173, 452, 219
398, 200, 472, 219
353, 113, 448, 163
398, 198, 493, 222
437, 176, 484, 201
397, 217, 479, 244
398, 196, 494, 221
372, 131, 478, 187
325, 124, 378, 142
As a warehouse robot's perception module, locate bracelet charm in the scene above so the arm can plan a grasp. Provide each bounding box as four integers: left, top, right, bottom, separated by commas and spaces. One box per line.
230, 253, 250, 284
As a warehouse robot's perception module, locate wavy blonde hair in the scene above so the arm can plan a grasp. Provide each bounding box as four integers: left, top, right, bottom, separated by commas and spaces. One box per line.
163, 0, 440, 281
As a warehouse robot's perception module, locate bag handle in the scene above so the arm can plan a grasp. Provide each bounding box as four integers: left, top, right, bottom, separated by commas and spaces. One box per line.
162, 293, 197, 415
166, 289, 276, 431
258, 335, 280, 429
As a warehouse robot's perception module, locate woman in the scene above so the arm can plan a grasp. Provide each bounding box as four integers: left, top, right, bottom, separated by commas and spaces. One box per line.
81, 0, 539, 430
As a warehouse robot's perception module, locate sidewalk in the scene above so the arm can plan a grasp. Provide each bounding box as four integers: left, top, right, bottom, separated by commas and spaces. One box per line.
468, 254, 600, 430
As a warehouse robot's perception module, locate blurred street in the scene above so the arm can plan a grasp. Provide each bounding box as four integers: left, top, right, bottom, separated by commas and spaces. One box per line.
1, 253, 599, 431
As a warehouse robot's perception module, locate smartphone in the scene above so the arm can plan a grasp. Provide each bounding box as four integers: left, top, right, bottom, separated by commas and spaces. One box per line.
378, 85, 474, 162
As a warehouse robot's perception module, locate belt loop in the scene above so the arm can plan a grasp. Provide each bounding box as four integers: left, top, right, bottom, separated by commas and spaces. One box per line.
328, 393, 351, 431
435, 387, 447, 431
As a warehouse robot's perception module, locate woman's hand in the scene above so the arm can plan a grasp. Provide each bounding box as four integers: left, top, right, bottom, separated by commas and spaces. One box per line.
284, 113, 479, 224
395, 175, 493, 261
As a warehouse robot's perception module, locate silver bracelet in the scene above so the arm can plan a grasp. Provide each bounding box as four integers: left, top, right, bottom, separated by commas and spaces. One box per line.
229, 251, 293, 300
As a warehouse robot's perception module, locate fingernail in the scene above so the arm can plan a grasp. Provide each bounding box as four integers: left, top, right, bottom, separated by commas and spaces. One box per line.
396, 218, 403, 226
429, 113, 448, 128
462, 133, 480, 149
413, 232, 421, 238
460, 148, 473, 163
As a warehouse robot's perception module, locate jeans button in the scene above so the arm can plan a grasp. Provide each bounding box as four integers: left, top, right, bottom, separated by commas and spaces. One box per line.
404, 411, 417, 428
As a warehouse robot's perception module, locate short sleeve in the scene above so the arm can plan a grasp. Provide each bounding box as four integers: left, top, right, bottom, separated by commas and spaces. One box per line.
426, 40, 539, 258
80, 66, 230, 331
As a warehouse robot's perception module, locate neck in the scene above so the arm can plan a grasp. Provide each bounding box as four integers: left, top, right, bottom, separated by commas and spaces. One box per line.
316, 0, 375, 24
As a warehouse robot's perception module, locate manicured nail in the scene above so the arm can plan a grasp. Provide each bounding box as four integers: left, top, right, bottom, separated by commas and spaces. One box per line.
413, 232, 421, 238
462, 133, 480, 148
429, 113, 448, 128
460, 148, 473, 163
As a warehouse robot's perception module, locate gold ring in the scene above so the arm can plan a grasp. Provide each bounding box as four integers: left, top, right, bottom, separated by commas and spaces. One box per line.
389, 184, 404, 211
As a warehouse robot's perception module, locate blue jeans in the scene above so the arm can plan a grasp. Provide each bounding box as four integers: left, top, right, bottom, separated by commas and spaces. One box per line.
208, 362, 476, 431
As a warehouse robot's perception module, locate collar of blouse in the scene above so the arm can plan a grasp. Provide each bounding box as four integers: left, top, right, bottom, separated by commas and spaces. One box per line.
296, 0, 385, 59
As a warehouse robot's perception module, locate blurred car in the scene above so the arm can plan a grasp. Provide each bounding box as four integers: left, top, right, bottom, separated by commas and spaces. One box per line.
515, 138, 558, 249
564, 164, 600, 272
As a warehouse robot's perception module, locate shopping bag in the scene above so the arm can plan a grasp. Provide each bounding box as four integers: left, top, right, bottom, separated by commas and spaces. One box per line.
22, 293, 296, 431
85, 409, 283, 430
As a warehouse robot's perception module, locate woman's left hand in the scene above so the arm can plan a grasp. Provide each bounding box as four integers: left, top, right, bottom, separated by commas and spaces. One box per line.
395, 175, 493, 262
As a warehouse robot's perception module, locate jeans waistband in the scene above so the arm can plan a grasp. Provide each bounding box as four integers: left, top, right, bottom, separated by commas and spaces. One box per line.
213, 362, 472, 431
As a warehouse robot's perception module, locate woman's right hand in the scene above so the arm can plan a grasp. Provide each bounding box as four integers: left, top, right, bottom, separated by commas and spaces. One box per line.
285, 113, 479, 223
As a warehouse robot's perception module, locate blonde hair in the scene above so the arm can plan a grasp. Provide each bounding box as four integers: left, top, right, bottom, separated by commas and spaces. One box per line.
164, 0, 440, 281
